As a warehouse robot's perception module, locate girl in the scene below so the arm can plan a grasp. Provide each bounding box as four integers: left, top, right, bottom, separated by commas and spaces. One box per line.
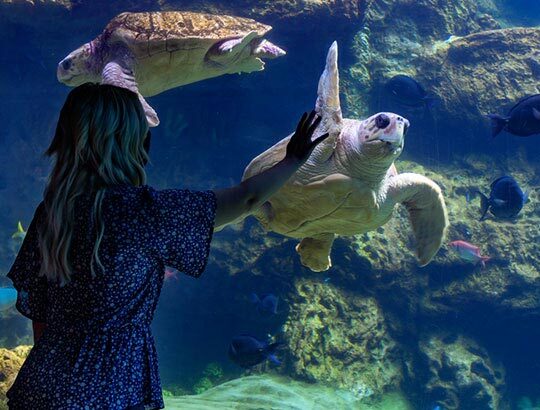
6, 83, 327, 409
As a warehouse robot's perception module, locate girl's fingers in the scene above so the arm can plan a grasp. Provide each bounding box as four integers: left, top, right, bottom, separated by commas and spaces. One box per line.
311, 133, 330, 148
307, 115, 322, 137
304, 111, 317, 132
295, 112, 308, 136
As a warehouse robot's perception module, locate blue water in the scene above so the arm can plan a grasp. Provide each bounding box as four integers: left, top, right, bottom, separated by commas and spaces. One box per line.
1, 1, 540, 409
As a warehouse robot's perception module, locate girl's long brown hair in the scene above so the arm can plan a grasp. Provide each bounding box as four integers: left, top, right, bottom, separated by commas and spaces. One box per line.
39, 83, 149, 286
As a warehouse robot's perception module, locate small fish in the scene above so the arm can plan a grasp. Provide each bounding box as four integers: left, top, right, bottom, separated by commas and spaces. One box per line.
477, 176, 527, 220
384, 75, 437, 110
443, 35, 460, 44
11, 221, 26, 241
0, 288, 17, 311
250, 293, 279, 315
449, 240, 491, 267
164, 267, 179, 282
488, 94, 540, 137
228, 335, 283, 368
323, 277, 331, 283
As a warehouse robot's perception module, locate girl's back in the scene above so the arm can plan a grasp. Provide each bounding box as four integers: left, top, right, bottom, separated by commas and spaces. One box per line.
7, 185, 216, 409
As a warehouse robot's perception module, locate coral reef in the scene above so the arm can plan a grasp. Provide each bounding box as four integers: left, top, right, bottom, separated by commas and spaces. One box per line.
418, 334, 505, 410
163, 375, 412, 410
282, 279, 402, 397
0, 346, 31, 410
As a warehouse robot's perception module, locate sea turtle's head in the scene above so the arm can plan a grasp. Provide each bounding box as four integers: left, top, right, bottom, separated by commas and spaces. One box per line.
338, 112, 409, 180
355, 112, 409, 162
57, 42, 99, 86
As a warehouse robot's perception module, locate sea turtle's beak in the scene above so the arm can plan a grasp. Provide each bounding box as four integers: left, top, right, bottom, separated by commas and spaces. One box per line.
378, 116, 409, 147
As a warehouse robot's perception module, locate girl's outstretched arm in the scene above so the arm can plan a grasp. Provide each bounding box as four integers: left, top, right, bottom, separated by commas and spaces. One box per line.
214, 111, 328, 230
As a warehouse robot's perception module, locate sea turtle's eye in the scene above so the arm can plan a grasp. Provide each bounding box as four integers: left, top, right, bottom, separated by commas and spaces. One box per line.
375, 114, 390, 129
62, 59, 72, 71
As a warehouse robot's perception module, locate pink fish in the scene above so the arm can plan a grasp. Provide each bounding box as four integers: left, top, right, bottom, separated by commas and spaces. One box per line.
164, 267, 179, 282
449, 240, 491, 267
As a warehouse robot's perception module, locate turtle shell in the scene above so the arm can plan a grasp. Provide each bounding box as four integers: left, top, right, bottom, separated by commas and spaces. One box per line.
99, 12, 273, 96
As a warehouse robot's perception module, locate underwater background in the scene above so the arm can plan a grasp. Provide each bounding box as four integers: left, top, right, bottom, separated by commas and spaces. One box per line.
1, 0, 540, 409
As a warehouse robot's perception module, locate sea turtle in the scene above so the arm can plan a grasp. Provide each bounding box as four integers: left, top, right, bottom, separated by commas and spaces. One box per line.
242, 42, 449, 272
57, 11, 286, 127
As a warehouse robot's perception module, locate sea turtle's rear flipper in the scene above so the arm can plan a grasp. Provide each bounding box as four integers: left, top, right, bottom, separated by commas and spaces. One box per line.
101, 61, 159, 127
295, 233, 335, 272
388, 173, 449, 266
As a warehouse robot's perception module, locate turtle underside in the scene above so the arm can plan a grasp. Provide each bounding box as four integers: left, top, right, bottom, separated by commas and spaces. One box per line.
101, 11, 273, 96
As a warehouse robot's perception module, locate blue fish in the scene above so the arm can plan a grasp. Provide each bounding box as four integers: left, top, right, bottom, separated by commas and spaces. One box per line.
385, 75, 437, 110
0, 287, 17, 311
488, 94, 540, 138
228, 335, 283, 368
477, 176, 527, 220
250, 293, 279, 315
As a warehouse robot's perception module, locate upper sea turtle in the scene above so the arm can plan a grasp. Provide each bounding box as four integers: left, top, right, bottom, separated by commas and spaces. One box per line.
57, 11, 286, 127
242, 42, 449, 272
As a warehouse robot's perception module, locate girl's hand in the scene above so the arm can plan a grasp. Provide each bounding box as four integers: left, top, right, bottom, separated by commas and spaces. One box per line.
285, 111, 329, 164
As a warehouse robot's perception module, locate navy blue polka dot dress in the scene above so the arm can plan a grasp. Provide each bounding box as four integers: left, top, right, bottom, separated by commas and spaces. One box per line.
6, 185, 216, 410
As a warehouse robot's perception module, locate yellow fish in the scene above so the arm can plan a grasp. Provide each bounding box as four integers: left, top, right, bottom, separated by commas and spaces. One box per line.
11, 221, 26, 241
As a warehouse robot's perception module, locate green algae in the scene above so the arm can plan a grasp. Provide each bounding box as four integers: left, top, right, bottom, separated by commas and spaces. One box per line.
193, 377, 214, 395
191, 362, 226, 394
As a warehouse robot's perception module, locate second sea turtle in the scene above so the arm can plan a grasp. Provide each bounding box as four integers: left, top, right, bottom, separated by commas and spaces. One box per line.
57, 11, 286, 126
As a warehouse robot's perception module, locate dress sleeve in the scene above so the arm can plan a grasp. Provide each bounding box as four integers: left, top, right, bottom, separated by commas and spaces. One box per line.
151, 189, 216, 277
6, 202, 48, 322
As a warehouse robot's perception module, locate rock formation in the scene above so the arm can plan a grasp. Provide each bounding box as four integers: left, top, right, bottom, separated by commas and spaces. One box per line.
282, 279, 402, 397
418, 334, 506, 410
0, 346, 31, 410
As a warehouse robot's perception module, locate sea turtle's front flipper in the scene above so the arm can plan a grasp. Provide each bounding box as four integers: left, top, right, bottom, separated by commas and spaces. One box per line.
216, 32, 258, 55
387, 173, 448, 266
211, 32, 265, 73
101, 61, 159, 127
311, 41, 343, 162
295, 233, 336, 272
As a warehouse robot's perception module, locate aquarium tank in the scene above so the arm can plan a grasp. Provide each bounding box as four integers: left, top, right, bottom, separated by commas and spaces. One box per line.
1, 0, 540, 409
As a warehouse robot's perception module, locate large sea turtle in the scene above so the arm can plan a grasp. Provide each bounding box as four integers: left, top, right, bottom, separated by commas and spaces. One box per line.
57, 11, 286, 127
242, 42, 449, 272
